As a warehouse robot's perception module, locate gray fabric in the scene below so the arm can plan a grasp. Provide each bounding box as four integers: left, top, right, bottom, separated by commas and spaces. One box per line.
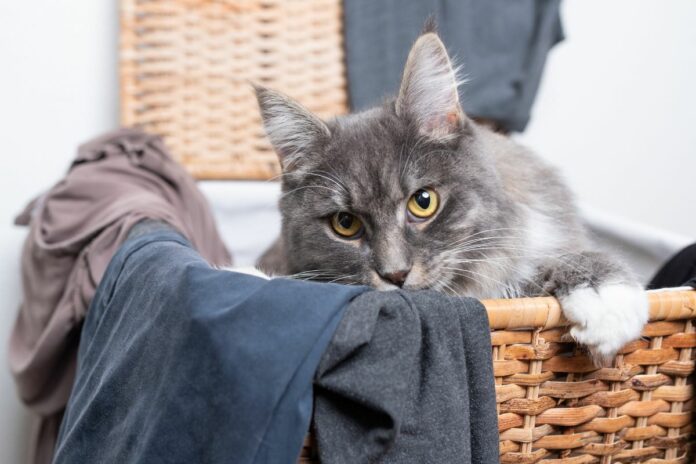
54, 228, 368, 464
314, 290, 499, 464
343, 0, 564, 131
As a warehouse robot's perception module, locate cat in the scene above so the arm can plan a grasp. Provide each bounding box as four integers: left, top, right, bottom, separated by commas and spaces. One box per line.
253, 29, 648, 363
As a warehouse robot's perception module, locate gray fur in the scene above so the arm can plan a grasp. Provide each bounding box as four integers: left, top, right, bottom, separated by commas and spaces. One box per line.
255, 32, 637, 303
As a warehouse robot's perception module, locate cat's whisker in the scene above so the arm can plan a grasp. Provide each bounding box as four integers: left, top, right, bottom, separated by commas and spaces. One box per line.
284, 268, 364, 286
438, 280, 459, 296
327, 274, 359, 284
440, 269, 490, 293
445, 243, 596, 277
305, 170, 349, 195
445, 236, 523, 250
280, 184, 345, 200
430, 273, 462, 297
264, 171, 294, 183
446, 244, 525, 255
445, 225, 576, 251
446, 228, 530, 247
284, 269, 339, 280
447, 242, 589, 260
445, 255, 552, 297
443, 236, 521, 249
439, 243, 564, 296
442, 266, 524, 298
447, 231, 547, 246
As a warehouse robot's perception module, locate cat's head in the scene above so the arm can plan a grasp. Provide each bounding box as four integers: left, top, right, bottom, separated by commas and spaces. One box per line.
255, 31, 514, 292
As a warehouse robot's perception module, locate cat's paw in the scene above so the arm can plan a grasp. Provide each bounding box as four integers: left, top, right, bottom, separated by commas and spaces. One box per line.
558, 284, 649, 365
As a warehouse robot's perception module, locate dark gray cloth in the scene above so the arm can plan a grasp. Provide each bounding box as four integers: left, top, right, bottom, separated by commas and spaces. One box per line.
648, 243, 696, 289
344, 0, 564, 131
53, 228, 368, 464
54, 228, 499, 463
314, 290, 499, 464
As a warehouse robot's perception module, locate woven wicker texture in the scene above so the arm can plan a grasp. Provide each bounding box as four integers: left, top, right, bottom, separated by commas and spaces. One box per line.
120, 0, 348, 179
300, 290, 695, 464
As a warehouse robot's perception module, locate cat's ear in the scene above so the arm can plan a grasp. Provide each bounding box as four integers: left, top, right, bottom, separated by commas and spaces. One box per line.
254, 85, 330, 171
395, 33, 464, 141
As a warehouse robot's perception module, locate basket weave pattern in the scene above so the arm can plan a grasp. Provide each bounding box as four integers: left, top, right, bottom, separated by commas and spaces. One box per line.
301, 291, 695, 464
120, 0, 348, 179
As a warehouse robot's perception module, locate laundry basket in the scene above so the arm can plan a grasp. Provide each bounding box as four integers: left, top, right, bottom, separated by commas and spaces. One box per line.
119, 1, 695, 462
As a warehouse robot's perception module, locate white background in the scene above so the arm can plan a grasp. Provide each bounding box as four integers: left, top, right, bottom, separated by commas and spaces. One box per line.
1, 1, 695, 462
517, 1, 696, 236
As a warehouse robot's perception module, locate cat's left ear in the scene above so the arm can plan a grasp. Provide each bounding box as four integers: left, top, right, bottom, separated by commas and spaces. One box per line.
395, 33, 464, 141
254, 85, 330, 171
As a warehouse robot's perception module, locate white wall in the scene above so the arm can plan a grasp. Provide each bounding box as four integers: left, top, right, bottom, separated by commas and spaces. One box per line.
517, 0, 696, 237
0, 1, 694, 463
0, 2, 119, 463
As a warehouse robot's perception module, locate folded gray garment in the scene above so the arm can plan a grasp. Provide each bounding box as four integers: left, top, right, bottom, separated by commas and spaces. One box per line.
314, 290, 499, 463
343, 0, 564, 132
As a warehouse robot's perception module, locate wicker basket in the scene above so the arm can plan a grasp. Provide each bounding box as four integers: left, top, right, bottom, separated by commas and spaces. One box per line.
119, 2, 695, 462
120, 0, 348, 179
300, 290, 695, 463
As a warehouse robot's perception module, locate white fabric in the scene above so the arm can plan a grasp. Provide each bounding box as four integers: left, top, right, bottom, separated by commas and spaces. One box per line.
580, 203, 692, 283
199, 181, 281, 267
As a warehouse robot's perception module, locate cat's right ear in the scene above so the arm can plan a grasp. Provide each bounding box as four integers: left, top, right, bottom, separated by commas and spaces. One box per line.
254, 85, 330, 171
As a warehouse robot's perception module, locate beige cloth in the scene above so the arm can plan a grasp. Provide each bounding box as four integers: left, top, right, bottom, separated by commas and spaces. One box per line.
9, 129, 232, 464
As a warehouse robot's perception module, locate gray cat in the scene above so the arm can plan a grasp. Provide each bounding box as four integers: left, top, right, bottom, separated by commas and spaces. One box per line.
254, 30, 648, 363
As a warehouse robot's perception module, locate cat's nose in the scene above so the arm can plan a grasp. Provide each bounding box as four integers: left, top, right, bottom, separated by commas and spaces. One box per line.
380, 269, 410, 287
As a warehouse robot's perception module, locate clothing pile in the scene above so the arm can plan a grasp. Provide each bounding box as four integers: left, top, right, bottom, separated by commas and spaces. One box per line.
10, 130, 499, 464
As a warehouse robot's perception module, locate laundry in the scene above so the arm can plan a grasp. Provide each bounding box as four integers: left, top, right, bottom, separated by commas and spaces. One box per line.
9, 129, 231, 464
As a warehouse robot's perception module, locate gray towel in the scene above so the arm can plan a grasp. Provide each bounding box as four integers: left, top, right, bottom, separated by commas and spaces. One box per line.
343, 0, 564, 132
314, 290, 499, 463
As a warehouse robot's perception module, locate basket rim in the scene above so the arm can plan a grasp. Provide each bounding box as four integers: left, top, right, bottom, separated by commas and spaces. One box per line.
483, 287, 696, 330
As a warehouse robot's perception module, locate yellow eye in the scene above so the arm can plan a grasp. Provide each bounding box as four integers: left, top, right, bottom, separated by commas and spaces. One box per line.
331, 212, 364, 239
407, 188, 439, 219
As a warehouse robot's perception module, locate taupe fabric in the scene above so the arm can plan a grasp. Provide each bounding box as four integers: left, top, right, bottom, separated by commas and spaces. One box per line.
9, 129, 232, 464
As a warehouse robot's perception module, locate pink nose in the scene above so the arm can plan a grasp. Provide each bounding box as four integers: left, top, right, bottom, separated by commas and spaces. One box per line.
380, 270, 410, 287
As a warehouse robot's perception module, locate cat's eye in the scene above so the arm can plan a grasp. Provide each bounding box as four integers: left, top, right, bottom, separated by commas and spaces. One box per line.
331, 212, 364, 239
407, 188, 439, 219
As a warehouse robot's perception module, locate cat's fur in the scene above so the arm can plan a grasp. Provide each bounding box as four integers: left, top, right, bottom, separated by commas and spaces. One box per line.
254, 31, 648, 363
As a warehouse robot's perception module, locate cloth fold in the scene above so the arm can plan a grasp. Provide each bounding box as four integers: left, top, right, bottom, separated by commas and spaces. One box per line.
314, 290, 499, 463
53, 227, 367, 463
9, 129, 231, 464
54, 228, 499, 463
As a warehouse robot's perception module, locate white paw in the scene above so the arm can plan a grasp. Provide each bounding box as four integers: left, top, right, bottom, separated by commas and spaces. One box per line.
559, 284, 649, 363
